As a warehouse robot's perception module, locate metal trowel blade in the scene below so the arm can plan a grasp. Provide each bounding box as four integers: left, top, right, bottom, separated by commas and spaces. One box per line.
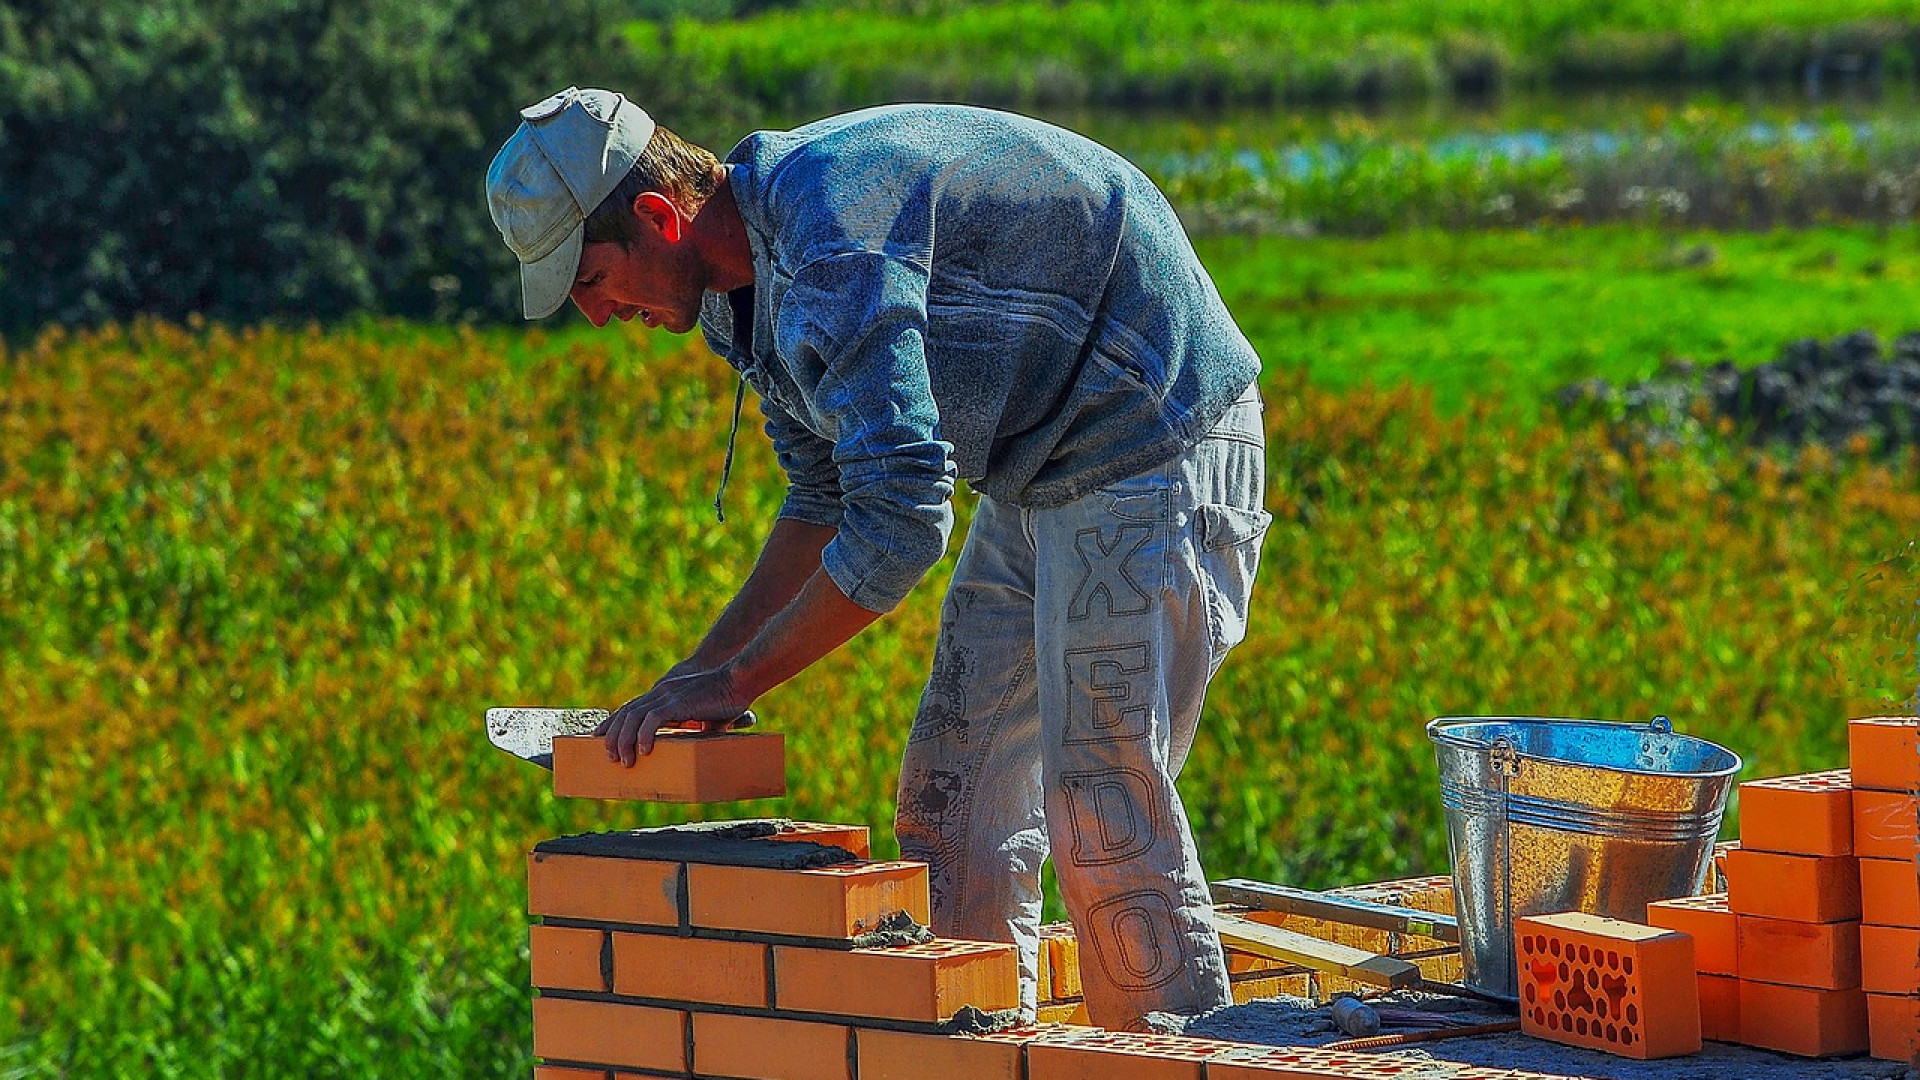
485, 707, 610, 770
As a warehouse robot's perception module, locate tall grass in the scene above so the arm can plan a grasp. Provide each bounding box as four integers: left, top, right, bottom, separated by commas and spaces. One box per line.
643, 0, 1920, 113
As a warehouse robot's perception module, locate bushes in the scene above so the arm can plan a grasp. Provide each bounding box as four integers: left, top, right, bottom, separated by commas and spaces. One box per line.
0, 0, 738, 332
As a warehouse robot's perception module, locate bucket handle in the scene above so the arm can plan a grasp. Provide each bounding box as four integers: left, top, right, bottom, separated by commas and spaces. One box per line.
1489, 736, 1522, 778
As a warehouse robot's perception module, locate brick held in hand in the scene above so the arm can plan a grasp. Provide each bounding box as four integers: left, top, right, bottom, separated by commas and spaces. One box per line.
550, 730, 784, 802
1738, 769, 1854, 856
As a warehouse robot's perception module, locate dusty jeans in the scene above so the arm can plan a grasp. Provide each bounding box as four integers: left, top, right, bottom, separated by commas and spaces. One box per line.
894, 386, 1269, 1030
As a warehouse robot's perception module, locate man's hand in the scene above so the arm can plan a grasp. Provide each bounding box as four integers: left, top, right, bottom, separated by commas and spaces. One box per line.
594, 668, 754, 766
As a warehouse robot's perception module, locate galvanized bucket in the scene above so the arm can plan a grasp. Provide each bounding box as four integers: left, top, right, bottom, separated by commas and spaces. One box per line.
1427, 715, 1741, 1001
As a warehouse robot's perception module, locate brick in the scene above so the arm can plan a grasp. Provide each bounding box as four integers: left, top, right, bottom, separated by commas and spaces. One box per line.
1201, 1045, 1523, 1079
527, 852, 681, 927
550, 731, 784, 802
773, 938, 1017, 1020
1042, 922, 1082, 999
1515, 912, 1700, 1059
686, 860, 928, 939
1712, 840, 1737, 893
1230, 971, 1313, 1003
1867, 992, 1920, 1063
532, 1068, 607, 1080
531, 996, 685, 1074
1738, 769, 1854, 855
1854, 789, 1918, 861
1862, 925, 1920, 993
1737, 981, 1868, 1057
1862, 857, 1920, 927
1646, 893, 1736, 976
1025, 1029, 1241, 1080
1037, 926, 1054, 999
610, 931, 767, 1007
1851, 716, 1920, 793
530, 924, 609, 992
1735, 916, 1860, 990
768, 821, 871, 859
691, 1012, 849, 1080
855, 1026, 1040, 1080
1037, 1000, 1090, 1025
1723, 849, 1861, 923
1698, 973, 1739, 1042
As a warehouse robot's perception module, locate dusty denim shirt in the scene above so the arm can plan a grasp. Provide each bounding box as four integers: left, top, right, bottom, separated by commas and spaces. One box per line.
697, 104, 1261, 613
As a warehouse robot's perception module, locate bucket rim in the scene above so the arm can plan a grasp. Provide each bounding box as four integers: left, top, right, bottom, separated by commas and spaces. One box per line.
1425, 714, 1743, 781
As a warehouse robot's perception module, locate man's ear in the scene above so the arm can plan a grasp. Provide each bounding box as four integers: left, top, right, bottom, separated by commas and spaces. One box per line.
631, 192, 684, 243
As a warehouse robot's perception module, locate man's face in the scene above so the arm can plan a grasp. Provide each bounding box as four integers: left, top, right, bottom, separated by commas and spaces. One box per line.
569, 195, 706, 333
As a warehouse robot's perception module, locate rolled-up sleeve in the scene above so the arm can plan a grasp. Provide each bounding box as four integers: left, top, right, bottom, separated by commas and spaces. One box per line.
775, 250, 957, 613
763, 396, 845, 528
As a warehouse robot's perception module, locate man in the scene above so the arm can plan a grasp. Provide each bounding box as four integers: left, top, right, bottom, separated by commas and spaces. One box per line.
486, 87, 1269, 1029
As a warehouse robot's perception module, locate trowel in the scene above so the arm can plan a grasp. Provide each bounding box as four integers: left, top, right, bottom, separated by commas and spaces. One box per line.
485, 706, 756, 769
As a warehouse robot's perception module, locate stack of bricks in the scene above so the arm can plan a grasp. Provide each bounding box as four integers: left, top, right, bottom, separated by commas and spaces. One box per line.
1850, 716, 1920, 1065
1719, 766, 1869, 1058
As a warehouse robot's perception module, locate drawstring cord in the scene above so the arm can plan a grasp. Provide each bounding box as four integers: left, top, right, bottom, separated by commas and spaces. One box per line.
713, 371, 747, 523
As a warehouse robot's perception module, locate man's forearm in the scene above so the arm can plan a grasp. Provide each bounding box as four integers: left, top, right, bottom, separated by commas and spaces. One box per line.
686, 518, 838, 669
724, 567, 883, 702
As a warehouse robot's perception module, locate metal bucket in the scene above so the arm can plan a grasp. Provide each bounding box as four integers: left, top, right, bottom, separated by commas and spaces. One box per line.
1427, 715, 1741, 1001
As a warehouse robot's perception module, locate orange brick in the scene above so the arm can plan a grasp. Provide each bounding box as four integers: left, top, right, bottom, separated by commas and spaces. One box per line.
1738, 769, 1854, 855
691, 1012, 848, 1080
1862, 925, 1920, 993
1712, 840, 1738, 892
1698, 973, 1739, 1042
1737, 981, 1869, 1057
768, 821, 872, 858
855, 1026, 1040, 1080
1862, 857, 1920, 927
550, 731, 784, 802
531, 996, 685, 1073
1646, 893, 1736, 976
773, 937, 1016, 1020
1037, 1000, 1090, 1025
1851, 716, 1920, 793
611, 931, 767, 1007
1230, 971, 1314, 1003
532, 1068, 606, 1080
1854, 789, 1918, 861
530, 925, 608, 992
687, 860, 929, 939
1723, 849, 1861, 923
1026, 1029, 1241, 1080
1042, 922, 1082, 999
1036, 927, 1054, 999
527, 852, 681, 927
1515, 912, 1700, 1059
1736, 916, 1861, 990
1867, 992, 1920, 1062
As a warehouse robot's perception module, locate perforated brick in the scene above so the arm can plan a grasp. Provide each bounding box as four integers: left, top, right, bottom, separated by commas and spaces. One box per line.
686, 859, 929, 939
611, 931, 768, 1007
1850, 716, 1920, 793
773, 937, 1018, 1021
1204, 1045, 1525, 1078
691, 1012, 850, 1080
1698, 973, 1739, 1042
1862, 925, 1920, 994
1861, 857, 1920, 927
1026, 1029, 1241, 1080
1646, 893, 1736, 976
1738, 980, 1868, 1057
529, 924, 608, 992
1723, 848, 1861, 923
1515, 912, 1700, 1059
1853, 789, 1918, 861
551, 731, 784, 802
531, 997, 686, 1074
855, 1026, 1043, 1080
527, 851, 681, 927
1867, 992, 1920, 1062
1735, 916, 1861, 990
1042, 922, 1082, 999
1739, 769, 1854, 856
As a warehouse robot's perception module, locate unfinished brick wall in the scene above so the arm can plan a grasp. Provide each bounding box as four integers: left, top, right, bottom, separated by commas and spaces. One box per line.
1849, 716, 1920, 1065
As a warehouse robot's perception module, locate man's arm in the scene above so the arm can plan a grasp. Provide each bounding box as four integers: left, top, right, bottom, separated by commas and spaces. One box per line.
681, 517, 838, 671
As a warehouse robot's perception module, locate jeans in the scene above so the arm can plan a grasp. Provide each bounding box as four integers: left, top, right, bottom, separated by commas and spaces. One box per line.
894, 385, 1270, 1030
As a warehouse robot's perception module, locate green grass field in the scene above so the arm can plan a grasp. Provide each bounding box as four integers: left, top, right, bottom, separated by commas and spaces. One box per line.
3, 227, 1916, 1074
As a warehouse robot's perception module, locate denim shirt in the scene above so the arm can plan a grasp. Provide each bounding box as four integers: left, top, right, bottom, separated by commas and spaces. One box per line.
698, 104, 1261, 613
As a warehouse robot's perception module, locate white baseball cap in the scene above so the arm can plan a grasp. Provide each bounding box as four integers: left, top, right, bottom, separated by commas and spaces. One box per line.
486, 87, 657, 319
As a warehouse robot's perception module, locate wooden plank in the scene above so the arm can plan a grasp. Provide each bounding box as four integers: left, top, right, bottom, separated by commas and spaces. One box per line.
1214, 913, 1424, 990
1211, 879, 1460, 944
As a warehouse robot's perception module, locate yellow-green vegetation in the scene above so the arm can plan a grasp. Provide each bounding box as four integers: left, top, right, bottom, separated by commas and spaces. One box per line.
643, 0, 1920, 112
4, 226, 1915, 1068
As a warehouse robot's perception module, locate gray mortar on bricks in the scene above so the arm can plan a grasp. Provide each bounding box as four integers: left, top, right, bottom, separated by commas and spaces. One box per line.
1180, 995, 1914, 1080
533, 819, 860, 869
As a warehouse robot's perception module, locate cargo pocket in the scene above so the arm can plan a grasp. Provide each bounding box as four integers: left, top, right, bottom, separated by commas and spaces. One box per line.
1194, 502, 1271, 660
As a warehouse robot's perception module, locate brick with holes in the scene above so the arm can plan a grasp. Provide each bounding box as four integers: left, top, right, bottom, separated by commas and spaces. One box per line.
1025, 1029, 1244, 1080
1738, 981, 1869, 1057
1646, 893, 1736, 976
855, 1026, 1046, 1080
1738, 769, 1854, 856
1514, 911, 1701, 1059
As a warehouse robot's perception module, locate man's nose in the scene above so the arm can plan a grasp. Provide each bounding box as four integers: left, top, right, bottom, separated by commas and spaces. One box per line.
571, 292, 611, 328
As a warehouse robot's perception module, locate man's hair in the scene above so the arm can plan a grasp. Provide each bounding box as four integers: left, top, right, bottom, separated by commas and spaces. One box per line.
583, 125, 720, 247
